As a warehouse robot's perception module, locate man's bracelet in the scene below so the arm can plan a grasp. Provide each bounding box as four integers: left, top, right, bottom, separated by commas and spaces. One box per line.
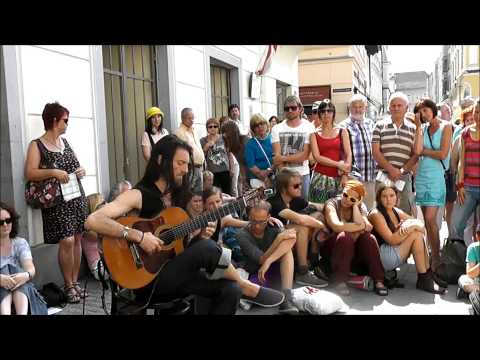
138, 232, 145, 245
456, 182, 464, 191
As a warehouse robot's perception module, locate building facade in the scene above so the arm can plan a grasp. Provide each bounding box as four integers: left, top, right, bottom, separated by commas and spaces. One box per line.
298, 45, 384, 122
1, 45, 300, 245
448, 45, 479, 112
392, 71, 428, 108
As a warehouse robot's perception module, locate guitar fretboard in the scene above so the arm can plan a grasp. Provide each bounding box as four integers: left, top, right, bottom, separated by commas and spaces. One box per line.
158, 195, 253, 244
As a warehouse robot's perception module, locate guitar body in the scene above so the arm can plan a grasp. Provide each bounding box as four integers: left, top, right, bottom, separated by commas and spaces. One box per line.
102, 207, 190, 289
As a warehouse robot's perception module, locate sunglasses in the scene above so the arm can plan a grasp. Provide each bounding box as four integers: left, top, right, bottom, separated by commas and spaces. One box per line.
291, 183, 302, 189
342, 192, 358, 203
319, 109, 334, 114
250, 219, 268, 226
208, 125, 219, 129
284, 106, 298, 112
0, 218, 12, 226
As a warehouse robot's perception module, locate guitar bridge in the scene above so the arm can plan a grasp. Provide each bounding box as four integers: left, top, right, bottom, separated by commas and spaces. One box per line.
128, 242, 144, 269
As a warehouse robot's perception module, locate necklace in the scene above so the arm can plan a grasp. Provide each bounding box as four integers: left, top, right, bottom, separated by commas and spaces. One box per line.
43, 136, 64, 154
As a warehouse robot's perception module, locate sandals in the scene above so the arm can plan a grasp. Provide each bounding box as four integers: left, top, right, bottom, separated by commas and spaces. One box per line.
72, 282, 89, 298
374, 282, 389, 296
64, 285, 81, 304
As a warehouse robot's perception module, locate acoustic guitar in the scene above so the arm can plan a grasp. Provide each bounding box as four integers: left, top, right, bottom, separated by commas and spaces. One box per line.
102, 187, 272, 289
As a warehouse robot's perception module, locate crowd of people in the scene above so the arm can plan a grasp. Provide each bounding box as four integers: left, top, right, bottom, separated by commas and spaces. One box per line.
1, 93, 479, 315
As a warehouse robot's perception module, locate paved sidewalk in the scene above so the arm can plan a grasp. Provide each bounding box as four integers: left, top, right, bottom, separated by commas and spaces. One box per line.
56, 221, 472, 315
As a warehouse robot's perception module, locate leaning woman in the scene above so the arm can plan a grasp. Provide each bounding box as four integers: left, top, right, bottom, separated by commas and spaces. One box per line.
24, 102, 89, 304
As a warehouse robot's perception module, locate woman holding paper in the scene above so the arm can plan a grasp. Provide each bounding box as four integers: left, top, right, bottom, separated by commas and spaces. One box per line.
24, 102, 88, 304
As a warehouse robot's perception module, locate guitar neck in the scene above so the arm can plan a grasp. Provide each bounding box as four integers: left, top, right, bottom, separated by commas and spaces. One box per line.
159, 197, 247, 244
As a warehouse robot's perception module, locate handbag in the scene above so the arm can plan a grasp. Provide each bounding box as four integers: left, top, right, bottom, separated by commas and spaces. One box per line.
25, 139, 62, 209
426, 125, 454, 193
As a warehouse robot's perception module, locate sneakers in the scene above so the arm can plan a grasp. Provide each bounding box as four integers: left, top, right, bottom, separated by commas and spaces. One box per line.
278, 290, 299, 315
295, 270, 329, 288
241, 286, 285, 308
312, 265, 329, 282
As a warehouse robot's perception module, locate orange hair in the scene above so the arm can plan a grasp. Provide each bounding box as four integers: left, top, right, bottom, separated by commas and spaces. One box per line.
460, 105, 474, 125
343, 179, 366, 199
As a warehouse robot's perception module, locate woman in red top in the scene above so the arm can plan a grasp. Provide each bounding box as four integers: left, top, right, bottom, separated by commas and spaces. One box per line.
309, 100, 352, 204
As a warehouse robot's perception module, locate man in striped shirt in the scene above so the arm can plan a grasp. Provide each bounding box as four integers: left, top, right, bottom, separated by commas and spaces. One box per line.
372, 92, 418, 215
338, 94, 377, 209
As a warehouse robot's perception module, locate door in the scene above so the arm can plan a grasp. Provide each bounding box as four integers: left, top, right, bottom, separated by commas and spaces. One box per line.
102, 45, 157, 186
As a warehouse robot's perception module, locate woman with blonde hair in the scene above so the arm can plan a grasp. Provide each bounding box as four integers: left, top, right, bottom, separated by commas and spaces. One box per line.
244, 113, 274, 189
322, 180, 387, 296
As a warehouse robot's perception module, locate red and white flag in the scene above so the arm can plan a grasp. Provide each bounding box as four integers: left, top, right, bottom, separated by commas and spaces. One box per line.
255, 45, 278, 76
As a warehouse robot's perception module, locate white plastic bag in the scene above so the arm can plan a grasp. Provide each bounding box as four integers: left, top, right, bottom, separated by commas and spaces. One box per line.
291, 286, 348, 315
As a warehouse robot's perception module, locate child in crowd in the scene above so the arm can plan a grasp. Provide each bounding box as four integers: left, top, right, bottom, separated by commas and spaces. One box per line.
457, 224, 480, 299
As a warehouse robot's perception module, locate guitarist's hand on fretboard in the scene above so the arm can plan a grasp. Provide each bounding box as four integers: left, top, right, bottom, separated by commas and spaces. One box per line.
199, 221, 217, 240
140, 232, 164, 255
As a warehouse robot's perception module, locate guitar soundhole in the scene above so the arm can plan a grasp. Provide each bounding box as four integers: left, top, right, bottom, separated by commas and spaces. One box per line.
132, 220, 174, 274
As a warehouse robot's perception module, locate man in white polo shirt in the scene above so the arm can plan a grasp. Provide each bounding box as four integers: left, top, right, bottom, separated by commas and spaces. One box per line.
271, 95, 315, 199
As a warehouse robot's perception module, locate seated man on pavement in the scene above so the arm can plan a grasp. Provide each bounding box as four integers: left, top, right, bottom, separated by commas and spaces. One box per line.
268, 168, 328, 288
236, 200, 299, 314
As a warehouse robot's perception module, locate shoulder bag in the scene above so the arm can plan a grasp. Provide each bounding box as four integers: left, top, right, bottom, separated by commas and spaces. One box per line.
25, 139, 62, 209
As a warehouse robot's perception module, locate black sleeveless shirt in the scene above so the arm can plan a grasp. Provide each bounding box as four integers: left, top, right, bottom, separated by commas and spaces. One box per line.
134, 180, 167, 219
371, 207, 401, 247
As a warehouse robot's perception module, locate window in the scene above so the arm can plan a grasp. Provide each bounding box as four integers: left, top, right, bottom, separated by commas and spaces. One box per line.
102, 45, 157, 185
210, 64, 231, 119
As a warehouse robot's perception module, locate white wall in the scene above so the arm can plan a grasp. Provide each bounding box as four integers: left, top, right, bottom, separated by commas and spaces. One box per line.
14, 45, 104, 245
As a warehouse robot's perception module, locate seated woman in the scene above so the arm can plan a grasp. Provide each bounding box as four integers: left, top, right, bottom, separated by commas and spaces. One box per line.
368, 185, 447, 294
322, 180, 388, 296
202, 187, 250, 262
81, 193, 108, 282
0, 202, 47, 315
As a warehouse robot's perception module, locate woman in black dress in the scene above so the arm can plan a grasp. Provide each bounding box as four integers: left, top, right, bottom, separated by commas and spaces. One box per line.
25, 102, 88, 304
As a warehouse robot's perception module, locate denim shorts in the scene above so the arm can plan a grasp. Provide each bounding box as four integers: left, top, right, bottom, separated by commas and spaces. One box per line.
379, 244, 404, 271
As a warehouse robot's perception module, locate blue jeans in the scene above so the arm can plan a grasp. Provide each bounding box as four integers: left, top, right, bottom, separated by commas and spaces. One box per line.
449, 186, 480, 241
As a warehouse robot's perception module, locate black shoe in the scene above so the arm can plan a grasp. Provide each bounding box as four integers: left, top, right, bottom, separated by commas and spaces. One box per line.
431, 270, 449, 288
416, 271, 447, 295
456, 287, 468, 300
242, 287, 285, 308
279, 296, 300, 315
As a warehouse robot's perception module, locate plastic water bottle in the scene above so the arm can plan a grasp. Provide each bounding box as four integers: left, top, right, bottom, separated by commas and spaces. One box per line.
347, 275, 374, 291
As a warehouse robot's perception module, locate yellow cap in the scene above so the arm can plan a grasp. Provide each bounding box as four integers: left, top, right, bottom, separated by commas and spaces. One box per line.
146, 106, 164, 121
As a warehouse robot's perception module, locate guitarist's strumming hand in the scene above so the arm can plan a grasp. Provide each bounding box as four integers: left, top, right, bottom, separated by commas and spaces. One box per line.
139, 232, 164, 255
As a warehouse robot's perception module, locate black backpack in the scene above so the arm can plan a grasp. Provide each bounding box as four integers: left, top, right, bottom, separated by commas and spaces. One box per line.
40, 282, 67, 308
436, 239, 467, 285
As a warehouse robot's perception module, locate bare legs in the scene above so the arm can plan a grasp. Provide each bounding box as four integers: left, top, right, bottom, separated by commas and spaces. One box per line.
396, 230, 429, 274
0, 291, 29, 315
58, 234, 82, 287
421, 206, 441, 271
